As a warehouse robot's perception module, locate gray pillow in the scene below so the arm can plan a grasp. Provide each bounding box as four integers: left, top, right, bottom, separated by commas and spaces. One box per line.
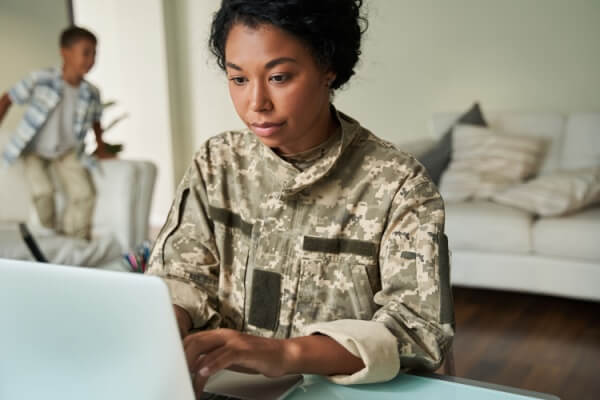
418, 102, 487, 185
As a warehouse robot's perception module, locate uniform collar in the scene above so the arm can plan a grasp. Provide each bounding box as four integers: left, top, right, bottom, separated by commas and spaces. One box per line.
258, 105, 363, 197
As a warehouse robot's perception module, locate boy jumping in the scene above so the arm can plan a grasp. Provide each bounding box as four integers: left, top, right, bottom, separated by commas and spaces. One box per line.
0, 26, 111, 240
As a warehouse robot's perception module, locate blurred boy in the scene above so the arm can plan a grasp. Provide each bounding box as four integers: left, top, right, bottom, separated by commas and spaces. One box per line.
0, 26, 111, 240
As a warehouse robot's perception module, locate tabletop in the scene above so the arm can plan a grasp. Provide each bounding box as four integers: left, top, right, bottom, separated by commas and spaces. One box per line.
288, 373, 559, 400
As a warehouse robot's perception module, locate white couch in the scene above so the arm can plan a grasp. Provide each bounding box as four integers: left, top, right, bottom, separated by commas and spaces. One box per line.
403, 111, 600, 302
0, 150, 157, 269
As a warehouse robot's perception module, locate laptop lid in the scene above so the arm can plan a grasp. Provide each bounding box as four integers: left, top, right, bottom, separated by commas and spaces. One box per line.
0, 258, 195, 400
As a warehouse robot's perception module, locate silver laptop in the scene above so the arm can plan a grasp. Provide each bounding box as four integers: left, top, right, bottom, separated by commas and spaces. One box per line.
0, 259, 302, 400
201, 370, 303, 400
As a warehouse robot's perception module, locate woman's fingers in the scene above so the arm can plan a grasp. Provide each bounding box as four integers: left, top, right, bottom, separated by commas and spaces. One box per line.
192, 369, 210, 399
183, 330, 228, 369
185, 329, 284, 379
195, 346, 238, 377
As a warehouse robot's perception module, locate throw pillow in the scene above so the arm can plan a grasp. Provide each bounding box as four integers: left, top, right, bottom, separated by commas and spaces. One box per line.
418, 102, 487, 185
492, 167, 600, 216
439, 125, 547, 202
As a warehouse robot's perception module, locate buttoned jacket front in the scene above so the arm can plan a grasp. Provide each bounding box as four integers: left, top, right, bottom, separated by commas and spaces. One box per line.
148, 110, 454, 384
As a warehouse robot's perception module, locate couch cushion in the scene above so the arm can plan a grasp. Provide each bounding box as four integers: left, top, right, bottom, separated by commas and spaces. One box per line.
0, 161, 31, 221
492, 167, 600, 217
532, 207, 600, 262
445, 201, 533, 254
431, 111, 565, 175
0, 222, 123, 267
561, 113, 600, 170
489, 112, 565, 175
419, 102, 487, 185
440, 125, 547, 202
0, 129, 31, 220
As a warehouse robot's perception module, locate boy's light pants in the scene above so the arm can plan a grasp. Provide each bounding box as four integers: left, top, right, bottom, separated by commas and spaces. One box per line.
23, 150, 95, 240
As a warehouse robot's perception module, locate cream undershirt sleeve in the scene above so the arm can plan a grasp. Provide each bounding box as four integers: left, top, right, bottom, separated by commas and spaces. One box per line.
303, 319, 400, 385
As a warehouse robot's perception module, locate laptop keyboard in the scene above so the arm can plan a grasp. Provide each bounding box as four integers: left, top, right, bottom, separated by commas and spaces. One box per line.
198, 392, 244, 400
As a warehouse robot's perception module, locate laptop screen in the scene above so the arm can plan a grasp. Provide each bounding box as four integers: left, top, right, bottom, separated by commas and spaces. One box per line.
0, 258, 303, 400
0, 259, 195, 400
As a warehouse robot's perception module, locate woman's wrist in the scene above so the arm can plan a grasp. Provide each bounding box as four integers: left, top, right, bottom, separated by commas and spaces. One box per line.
280, 337, 302, 375
279, 334, 364, 377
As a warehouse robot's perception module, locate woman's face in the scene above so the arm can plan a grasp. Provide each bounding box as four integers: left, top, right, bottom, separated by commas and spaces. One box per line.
224, 23, 336, 155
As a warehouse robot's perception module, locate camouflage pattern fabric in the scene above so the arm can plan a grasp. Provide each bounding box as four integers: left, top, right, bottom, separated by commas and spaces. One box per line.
147, 109, 454, 373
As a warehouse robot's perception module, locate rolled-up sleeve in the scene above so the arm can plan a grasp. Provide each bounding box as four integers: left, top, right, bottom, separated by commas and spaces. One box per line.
303, 167, 454, 385
146, 156, 222, 329
303, 319, 400, 384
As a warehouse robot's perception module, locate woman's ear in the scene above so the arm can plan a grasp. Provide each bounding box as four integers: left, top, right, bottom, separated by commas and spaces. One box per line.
324, 72, 336, 88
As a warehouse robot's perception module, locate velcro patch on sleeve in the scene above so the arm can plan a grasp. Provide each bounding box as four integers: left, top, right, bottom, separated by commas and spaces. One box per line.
438, 232, 454, 325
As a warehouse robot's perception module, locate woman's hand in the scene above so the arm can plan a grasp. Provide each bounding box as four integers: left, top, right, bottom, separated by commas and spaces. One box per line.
183, 328, 365, 397
184, 329, 288, 377
184, 329, 290, 396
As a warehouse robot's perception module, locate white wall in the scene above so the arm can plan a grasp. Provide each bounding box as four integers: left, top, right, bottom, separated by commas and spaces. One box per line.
163, 0, 241, 181
335, 0, 600, 140
165, 0, 600, 158
73, 0, 175, 227
0, 0, 69, 130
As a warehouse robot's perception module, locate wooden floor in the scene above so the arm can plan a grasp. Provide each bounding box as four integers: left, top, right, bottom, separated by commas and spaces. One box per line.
439, 287, 600, 400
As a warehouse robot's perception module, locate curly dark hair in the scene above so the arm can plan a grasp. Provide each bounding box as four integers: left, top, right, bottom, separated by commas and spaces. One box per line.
209, 0, 367, 90
60, 26, 97, 48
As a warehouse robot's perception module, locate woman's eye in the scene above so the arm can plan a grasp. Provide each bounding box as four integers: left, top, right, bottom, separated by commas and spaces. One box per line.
270, 74, 289, 83
230, 76, 247, 85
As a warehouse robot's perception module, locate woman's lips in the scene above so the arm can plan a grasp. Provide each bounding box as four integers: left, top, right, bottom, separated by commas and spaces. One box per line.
251, 122, 285, 137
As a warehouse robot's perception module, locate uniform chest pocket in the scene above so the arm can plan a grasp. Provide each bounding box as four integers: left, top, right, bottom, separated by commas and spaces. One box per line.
296, 236, 380, 325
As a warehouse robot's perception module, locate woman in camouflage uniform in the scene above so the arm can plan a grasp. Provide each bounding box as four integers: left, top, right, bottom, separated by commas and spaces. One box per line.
147, 0, 454, 396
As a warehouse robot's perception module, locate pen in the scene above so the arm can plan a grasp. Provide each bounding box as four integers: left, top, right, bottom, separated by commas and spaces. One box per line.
128, 253, 138, 272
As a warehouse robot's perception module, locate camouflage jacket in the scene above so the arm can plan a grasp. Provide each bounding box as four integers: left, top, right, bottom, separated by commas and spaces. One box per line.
147, 110, 454, 384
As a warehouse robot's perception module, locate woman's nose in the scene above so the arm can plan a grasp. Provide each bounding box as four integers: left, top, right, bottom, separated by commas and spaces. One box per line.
249, 81, 272, 112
